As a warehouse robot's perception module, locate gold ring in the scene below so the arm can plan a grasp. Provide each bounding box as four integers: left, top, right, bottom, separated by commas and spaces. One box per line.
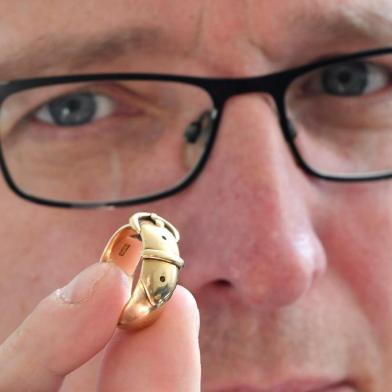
100, 212, 184, 330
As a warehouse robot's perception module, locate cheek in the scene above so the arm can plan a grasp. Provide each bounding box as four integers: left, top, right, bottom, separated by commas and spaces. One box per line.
316, 183, 392, 333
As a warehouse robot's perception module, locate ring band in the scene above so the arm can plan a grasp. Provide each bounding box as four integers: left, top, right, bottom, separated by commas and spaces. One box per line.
100, 212, 184, 330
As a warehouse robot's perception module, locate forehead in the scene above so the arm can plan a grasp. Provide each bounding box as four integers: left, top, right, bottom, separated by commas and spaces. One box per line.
0, 0, 391, 78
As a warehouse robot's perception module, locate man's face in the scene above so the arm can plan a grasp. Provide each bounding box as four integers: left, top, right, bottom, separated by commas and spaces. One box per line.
1, 0, 392, 390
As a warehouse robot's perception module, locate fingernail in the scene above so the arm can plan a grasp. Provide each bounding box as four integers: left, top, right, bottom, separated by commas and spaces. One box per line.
56, 263, 113, 304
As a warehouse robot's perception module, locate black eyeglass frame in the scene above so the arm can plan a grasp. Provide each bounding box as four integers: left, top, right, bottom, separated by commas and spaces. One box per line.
0, 46, 391, 209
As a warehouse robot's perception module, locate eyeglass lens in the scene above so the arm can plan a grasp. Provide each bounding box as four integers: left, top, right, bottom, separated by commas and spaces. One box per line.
286, 53, 392, 178
0, 80, 214, 202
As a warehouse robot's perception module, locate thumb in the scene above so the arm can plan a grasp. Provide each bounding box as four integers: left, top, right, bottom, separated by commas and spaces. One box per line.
0, 262, 130, 392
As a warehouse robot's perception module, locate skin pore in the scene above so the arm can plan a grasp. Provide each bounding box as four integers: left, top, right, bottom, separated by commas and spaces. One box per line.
1, 1, 392, 390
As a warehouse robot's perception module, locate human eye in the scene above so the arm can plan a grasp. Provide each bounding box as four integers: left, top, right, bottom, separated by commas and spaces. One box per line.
34, 91, 115, 127
0, 81, 151, 141
0, 79, 214, 203
305, 60, 392, 97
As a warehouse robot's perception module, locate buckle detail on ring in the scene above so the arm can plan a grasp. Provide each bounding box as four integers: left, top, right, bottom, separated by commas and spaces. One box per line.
129, 212, 180, 242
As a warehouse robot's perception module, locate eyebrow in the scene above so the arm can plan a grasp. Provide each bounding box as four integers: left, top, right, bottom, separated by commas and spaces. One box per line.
297, 3, 392, 44
0, 26, 176, 79
339, 2, 392, 39
246, 2, 392, 67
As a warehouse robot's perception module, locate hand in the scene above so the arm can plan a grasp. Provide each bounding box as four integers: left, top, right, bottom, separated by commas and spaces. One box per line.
0, 262, 200, 391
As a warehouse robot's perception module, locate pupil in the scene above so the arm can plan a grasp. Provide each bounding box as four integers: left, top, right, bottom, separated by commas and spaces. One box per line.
68, 100, 82, 112
321, 61, 368, 96
48, 92, 97, 126
338, 72, 351, 85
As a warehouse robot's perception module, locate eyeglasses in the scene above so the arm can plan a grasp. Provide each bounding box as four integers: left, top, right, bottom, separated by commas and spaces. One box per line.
1, 47, 392, 209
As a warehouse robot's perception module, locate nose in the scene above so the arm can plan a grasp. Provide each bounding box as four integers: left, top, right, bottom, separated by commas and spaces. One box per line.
178, 94, 327, 309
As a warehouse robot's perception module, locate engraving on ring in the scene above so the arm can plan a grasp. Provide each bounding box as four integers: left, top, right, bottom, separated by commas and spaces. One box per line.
119, 243, 130, 256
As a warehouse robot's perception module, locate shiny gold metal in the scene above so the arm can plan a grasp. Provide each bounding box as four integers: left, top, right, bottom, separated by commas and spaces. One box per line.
100, 212, 184, 330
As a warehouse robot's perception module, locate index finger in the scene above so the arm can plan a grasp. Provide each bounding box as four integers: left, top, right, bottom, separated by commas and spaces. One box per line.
98, 285, 201, 392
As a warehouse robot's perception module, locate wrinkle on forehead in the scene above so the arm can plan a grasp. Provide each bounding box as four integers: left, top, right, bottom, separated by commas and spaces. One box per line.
1, 0, 392, 78
191, 0, 245, 54
188, 0, 207, 57
186, 0, 261, 74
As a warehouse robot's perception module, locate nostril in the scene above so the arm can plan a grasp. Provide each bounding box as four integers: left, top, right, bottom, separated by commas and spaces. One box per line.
215, 279, 232, 288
